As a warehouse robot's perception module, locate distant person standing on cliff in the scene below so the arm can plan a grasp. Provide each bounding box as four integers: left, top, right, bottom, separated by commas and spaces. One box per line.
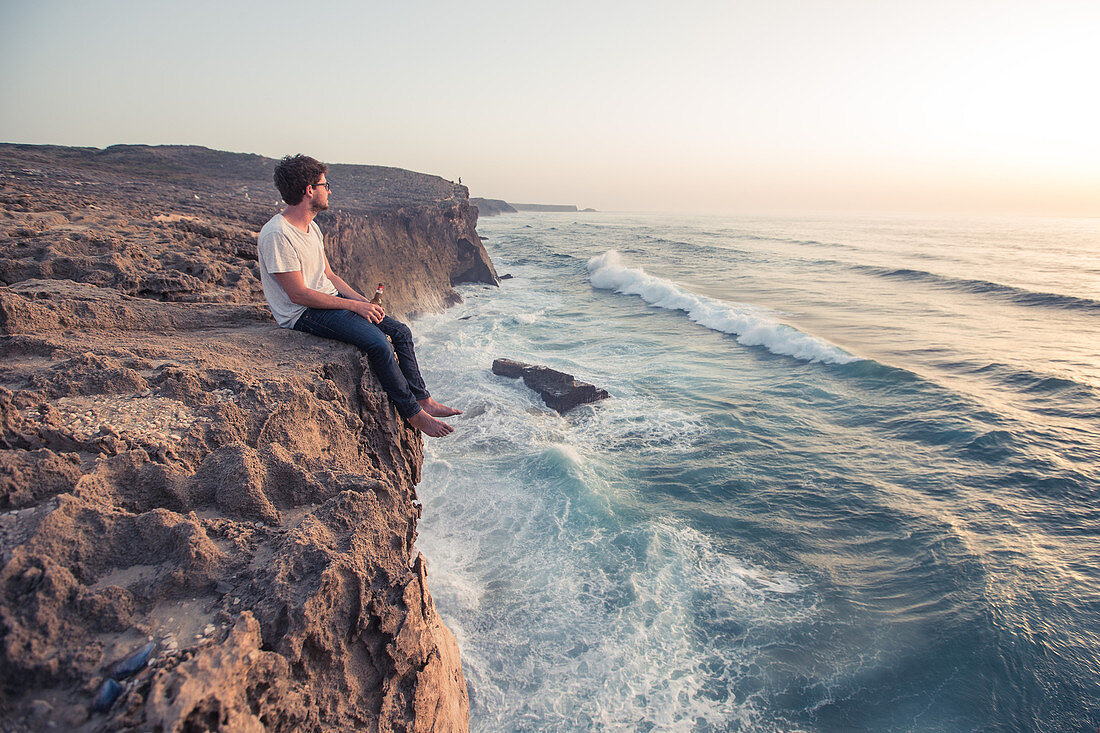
257, 154, 460, 437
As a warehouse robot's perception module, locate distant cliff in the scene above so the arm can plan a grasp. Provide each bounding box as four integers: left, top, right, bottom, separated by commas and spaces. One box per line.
469, 198, 516, 217
472, 200, 598, 217
0, 144, 479, 731
509, 203, 579, 212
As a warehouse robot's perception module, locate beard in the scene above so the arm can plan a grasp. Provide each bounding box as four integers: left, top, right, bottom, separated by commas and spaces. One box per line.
309, 198, 329, 213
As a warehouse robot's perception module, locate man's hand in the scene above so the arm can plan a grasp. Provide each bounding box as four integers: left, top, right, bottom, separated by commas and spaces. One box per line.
271, 271, 385, 323
353, 301, 386, 324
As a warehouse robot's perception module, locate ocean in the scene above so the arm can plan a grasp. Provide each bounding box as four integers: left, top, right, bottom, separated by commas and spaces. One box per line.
410, 212, 1099, 732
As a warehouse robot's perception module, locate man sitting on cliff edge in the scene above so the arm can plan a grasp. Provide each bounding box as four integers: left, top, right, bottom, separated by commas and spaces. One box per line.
257, 154, 460, 437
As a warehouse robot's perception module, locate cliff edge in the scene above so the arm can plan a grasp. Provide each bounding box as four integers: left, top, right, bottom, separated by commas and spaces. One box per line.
0, 145, 482, 731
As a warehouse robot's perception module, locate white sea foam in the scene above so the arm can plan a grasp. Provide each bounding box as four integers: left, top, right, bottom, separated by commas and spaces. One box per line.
587, 250, 859, 364
420, 467, 808, 731
549, 442, 584, 467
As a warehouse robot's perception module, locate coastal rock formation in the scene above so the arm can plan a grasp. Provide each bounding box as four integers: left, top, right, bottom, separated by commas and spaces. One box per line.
438, 197, 599, 219
508, 203, 579, 212
0, 145, 474, 731
491, 358, 610, 413
469, 198, 516, 217
322, 206, 497, 315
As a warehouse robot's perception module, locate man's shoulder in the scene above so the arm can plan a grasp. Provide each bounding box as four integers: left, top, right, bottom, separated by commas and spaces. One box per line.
258, 214, 322, 243
259, 213, 288, 238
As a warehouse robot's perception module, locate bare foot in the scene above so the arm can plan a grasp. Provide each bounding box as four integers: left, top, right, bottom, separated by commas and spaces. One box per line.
408, 410, 454, 437
418, 397, 462, 417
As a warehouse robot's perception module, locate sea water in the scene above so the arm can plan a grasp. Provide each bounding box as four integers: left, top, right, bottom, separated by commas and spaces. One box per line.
411, 213, 1100, 732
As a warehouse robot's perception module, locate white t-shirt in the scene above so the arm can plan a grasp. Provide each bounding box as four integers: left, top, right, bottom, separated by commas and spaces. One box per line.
256, 213, 339, 327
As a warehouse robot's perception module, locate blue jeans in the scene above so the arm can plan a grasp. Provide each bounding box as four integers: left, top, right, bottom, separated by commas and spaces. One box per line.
293, 306, 429, 419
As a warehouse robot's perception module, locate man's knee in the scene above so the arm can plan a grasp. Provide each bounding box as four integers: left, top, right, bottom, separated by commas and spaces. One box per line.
387, 320, 413, 343
338, 316, 390, 355
358, 330, 394, 357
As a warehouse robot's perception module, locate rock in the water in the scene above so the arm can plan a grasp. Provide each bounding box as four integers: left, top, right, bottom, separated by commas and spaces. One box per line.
492, 358, 610, 413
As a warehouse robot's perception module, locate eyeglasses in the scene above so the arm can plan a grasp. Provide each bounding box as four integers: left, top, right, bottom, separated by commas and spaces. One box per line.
312, 181, 331, 190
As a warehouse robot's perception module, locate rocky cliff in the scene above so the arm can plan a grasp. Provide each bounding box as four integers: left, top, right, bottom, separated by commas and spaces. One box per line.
0, 144, 486, 731
508, 203, 578, 212
468, 198, 516, 217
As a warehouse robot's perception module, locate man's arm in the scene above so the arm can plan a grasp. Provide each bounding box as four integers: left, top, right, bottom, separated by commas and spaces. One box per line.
272, 270, 385, 323
324, 264, 369, 303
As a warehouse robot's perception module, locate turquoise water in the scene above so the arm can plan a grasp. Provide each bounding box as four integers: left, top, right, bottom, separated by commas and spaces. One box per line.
412, 213, 1100, 732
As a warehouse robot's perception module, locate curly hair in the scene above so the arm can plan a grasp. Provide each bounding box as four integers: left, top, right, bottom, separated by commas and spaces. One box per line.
273, 154, 328, 205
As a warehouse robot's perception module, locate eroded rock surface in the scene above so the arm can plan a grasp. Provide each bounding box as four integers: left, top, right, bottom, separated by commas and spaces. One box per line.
0, 145, 471, 732
0, 143, 497, 319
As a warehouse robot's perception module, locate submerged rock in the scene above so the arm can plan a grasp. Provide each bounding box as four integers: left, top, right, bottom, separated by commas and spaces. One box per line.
492, 358, 610, 413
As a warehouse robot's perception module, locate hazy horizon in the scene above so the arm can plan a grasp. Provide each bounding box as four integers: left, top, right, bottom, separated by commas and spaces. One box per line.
3, 0, 1098, 218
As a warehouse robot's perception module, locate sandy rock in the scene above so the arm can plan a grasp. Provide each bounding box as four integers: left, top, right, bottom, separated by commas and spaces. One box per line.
142, 613, 312, 733
0, 448, 82, 510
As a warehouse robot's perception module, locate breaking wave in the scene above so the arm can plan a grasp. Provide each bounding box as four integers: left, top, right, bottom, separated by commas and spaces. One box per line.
586, 250, 859, 365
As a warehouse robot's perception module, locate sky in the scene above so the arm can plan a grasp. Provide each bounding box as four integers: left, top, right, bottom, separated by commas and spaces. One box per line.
2, 0, 1098, 216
